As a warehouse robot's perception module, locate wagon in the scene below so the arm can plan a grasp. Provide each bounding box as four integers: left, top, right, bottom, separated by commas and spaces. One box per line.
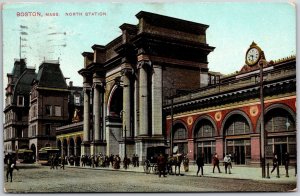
143, 146, 169, 174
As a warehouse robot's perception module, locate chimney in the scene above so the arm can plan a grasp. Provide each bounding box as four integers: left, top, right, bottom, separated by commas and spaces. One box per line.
69, 81, 73, 87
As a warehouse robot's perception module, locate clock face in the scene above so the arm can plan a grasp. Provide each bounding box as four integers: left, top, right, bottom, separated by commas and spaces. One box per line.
246, 48, 260, 65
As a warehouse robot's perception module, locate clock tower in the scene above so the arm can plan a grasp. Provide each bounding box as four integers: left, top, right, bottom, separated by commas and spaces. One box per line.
240, 42, 266, 73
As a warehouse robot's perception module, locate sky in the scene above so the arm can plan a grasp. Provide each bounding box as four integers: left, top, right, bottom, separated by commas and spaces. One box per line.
1, 2, 296, 98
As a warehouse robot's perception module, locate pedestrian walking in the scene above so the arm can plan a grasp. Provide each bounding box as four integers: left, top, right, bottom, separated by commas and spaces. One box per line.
61, 155, 65, 170
271, 153, 278, 173
6, 156, 19, 182
212, 153, 221, 173
196, 154, 204, 176
224, 154, 232, 174
50, 154, 55, 169
157, 152, 167, 177
183, 155, 189, 172
136, 154, 139, 167
284, 152, 290, 177
123, 155, 128, 169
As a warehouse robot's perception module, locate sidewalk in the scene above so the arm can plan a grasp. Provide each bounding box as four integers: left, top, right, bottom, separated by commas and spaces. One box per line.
67, 163, 297, 183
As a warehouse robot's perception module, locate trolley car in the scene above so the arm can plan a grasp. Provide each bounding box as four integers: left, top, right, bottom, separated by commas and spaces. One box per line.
38, 147, 60, 165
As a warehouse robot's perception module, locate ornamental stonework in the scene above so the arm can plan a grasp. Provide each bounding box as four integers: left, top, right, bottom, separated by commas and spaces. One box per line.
187, 116, 193, 125
214, 112, 222, 122
249, 105, 259, 117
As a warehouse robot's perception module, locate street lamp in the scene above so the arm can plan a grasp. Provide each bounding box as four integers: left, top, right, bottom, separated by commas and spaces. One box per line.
259, 60, 266, 178
120, 111, 127, 158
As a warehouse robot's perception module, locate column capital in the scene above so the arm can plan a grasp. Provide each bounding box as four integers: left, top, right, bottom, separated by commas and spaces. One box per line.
83, 87, 91, 94
121, 68, 134, 76
92, 81, 105, 90
137, 60, 152, 70
152, 64, 162, 69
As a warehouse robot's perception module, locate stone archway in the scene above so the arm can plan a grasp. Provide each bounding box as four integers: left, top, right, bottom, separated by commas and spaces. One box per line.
260, 104, 296, 165
63, 139, 68, 157
57, 140, 62, 155
30, 143, 36, 161
107, 84, 123, 118
193, 115, 217, 163
172, 121, 188, 154
69, 138, 75, 156
222, 111, 251, 165
75, 136, 82, 156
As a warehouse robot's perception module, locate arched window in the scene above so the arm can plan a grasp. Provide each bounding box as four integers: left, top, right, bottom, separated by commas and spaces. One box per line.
173, 127, 187, 140
225, 115, 250, 136
265, 108, 295, 132
195, 119, 214, 138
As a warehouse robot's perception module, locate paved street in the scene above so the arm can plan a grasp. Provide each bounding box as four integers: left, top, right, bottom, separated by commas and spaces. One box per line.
4, 164, 297, 193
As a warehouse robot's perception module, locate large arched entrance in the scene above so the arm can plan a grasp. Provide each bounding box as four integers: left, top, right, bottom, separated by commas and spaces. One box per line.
57, 140, 62, 155
193, 117, 216, 164
107, 85, 123, 118
69, 138, 75, 156
223, 113, 251, 165
63, 139, 68, 156
173, 122, 188, 154
76, 137, 82, 156
30, 144, 36, 161
264, 106, 296, 165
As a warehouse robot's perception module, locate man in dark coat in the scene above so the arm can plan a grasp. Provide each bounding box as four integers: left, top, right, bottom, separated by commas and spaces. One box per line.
284, 152, 290, 177
61, 155, 65, 170
6, 156, 19, 182
157, 152, 167, 177
212, 153, 221, 173
196, 154, 204, 176
271, 154, 278, 173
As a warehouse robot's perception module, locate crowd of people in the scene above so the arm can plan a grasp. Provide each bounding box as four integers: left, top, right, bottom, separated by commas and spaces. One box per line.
46, 153, 140, 170
4, 150, 293, 182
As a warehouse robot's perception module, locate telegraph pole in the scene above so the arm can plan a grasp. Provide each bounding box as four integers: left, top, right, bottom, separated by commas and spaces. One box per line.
170, 97, 174, 156
259, 60, 266, 178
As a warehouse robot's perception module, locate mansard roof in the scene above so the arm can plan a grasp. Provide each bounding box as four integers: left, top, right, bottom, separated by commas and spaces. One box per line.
12, 67, 36, 106
35, 61, 68, 89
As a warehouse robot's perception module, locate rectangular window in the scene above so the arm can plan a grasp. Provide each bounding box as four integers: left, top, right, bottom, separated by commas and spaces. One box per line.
45, 105, 52, 116
74, 96, 80, 104
32, 105, 37, 118
32, 125, 36, 137
17, 96, 24, 106
54, 106, 62, 116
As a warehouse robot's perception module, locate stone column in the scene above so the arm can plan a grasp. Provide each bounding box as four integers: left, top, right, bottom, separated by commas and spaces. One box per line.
122, 68, 132, 137
134, 77, 139, 137
83, 88, 90, 142
187, 139, 195, 161
138, 61, 149, 136
74, 144, 77, 156
93, 73, 102, 142
215, 137, 224, 160
250, 134, 260, 166
152, 65, 163, 136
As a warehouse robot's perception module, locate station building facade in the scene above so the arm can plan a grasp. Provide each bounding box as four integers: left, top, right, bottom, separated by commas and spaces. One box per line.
164, 46, 296, 166
77, 11, 215, 161
56, 11, 296, 166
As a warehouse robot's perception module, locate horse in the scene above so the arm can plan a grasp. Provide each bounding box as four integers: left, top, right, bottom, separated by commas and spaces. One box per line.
167, 154, 183, 175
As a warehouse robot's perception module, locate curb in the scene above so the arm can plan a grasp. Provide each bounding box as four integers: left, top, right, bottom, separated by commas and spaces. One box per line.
64, 165, 296, 183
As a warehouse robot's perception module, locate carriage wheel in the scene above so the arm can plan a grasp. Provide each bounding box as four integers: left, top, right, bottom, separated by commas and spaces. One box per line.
143, 160, 150, 174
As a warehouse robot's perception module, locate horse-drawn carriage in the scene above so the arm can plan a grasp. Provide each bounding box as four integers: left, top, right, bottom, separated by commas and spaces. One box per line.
143, 146, 187, 175
143, 146, 169, 174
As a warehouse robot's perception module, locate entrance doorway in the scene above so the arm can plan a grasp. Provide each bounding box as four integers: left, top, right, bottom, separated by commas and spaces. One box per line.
198, 146, 212, 164
234, 146, 245, 164
275, 144, 287, 165
226, 139, 250, 165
